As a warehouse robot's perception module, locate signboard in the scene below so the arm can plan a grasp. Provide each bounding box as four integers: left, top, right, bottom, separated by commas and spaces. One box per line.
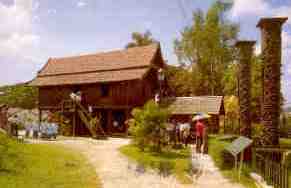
226, 136, 253, 156
225, 136, 253, 181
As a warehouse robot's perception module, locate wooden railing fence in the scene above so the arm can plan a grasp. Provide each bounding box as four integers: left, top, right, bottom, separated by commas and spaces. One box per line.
252, 147, 291, 188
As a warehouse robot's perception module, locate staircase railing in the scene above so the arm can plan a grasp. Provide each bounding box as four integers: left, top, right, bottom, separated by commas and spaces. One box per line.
75, 101, 106, 135
60, 99, 106, 138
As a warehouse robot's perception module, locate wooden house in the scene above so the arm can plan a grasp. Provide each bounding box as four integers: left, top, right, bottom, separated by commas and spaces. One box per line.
30, 44, 166, 136
166, 96, 225, 133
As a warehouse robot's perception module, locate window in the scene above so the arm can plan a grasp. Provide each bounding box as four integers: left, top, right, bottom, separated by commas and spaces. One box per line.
100, 84, 109, 97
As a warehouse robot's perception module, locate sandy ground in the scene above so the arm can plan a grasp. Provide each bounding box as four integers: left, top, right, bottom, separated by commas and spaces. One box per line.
28, 137, 245, 188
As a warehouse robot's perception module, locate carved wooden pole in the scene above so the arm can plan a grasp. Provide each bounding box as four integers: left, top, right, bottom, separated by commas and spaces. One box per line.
257, 17, 288, 145
236, 41, 256, 138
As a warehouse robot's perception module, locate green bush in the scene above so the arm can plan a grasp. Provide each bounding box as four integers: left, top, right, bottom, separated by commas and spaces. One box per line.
129, 100, 170, 152
0, 133, 22, 171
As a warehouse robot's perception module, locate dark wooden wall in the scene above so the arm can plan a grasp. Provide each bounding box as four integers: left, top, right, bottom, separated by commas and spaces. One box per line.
38, 69, 160, 109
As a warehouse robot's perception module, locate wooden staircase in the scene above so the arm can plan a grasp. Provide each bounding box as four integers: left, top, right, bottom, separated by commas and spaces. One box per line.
60, 100, 107, 138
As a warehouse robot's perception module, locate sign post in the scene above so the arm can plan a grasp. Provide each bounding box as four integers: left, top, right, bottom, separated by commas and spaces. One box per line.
225, 136, 253, 181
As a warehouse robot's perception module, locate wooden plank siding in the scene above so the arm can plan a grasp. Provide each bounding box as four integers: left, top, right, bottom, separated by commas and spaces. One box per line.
38, 74, 159, 109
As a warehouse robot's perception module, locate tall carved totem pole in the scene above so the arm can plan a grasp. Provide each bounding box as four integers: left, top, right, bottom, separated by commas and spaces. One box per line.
257, 17, 288, 145
236, 41, 256, 138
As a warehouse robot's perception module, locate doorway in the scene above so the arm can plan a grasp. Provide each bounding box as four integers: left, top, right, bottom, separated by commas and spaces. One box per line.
112, 110, 125, 133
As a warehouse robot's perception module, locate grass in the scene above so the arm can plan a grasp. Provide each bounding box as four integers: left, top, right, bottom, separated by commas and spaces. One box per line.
119, 144, 192, 184
208, 135, 257, 188
0, 134, 101, 188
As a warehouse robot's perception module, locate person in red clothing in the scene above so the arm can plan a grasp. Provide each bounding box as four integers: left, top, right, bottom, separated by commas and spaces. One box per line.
195, 119, 205, 153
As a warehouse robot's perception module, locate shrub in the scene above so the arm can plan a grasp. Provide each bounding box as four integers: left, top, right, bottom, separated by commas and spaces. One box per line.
129, 100, 170, 152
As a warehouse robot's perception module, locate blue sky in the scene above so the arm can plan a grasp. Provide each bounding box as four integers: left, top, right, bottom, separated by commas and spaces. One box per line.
0, 0, 290, 105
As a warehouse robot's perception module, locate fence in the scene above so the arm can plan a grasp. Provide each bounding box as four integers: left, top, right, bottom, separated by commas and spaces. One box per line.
252, 147, 291, 188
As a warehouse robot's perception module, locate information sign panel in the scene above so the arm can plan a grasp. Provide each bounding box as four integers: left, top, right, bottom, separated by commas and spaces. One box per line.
225, 136, 253, 156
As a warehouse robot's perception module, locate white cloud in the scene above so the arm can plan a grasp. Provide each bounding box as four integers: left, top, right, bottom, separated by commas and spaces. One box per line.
229, 0, 291, 25
229, 0, 269, 18
0, 0, 40, 63
282, 31, 291, 69
77, 1, 87, 8
273, 6, 291, 25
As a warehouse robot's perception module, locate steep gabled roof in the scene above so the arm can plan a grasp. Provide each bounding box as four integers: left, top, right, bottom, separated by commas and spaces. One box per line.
30, 44, 161, 86
166, 96, 224, 115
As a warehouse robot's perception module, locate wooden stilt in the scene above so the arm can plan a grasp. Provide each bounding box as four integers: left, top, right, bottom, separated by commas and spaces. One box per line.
73, 103, 76, 137
60, 101, 63, 127
38, 108, 42, 132
108, 110, 112, 135
238, 151, 244, 181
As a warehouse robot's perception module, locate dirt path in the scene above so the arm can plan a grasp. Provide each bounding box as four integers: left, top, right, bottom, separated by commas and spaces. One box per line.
190, 145, 245, 188
29, 137, 245, 188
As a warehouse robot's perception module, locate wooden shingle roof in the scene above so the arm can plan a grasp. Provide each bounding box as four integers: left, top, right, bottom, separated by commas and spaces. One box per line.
30, 44, 160, 86
166, 96, 224, 115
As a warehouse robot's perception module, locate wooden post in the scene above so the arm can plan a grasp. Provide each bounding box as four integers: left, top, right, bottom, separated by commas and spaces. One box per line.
38, 108, 42, 132
235, 155, 237, 169
125, 109, 130, 135
60, 101, 63, 127
238, 150, 244, 181
73, 103, 76, 137
108, 110, 112, 135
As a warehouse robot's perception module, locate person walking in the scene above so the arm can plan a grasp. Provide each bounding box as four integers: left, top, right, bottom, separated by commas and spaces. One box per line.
202, 120, 209, 154
175, 121, 181, 145
195, 119, 205, 153
32, 123, 39, 139
25, 123, 31, 138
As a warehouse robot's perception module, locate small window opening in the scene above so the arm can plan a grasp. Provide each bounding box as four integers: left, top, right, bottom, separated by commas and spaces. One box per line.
100, 84, 109, 97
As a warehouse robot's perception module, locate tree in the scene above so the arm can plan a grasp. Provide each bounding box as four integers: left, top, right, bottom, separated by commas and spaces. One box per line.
125, 31, 157, 48
224, 95, 239, 133
129, 100, 170, 152
174, 2, 239, 95
165, 65, 194, 96
0, 84, 38, 109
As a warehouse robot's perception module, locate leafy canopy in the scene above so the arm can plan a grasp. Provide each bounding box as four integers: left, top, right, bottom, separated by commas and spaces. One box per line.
0, 84, 38, 109
174, 2, 239, 95
126, 30, 157, 48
